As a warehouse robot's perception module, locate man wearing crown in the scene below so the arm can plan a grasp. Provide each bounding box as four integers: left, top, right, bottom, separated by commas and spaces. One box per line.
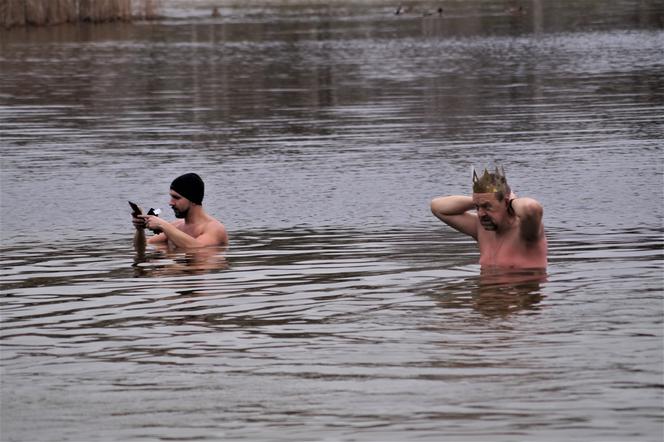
430, 167, 547, 269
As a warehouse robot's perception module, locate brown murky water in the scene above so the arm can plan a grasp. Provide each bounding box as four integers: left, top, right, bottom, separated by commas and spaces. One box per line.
1, 1, 663, 441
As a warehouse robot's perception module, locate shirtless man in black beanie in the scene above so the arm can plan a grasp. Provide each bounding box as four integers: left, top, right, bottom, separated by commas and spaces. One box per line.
132, 173, 228, 248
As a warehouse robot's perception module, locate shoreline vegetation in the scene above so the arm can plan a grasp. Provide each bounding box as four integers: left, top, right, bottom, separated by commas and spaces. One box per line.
1, 0, 159, 28
3, 0, 661, 30
0, 0, 507, 29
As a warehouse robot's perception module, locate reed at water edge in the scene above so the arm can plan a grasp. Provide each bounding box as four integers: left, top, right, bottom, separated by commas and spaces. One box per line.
0, 0, 159, 28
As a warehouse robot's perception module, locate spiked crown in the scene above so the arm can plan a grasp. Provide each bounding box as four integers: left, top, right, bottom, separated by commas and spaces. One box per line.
472, 166, 510, 194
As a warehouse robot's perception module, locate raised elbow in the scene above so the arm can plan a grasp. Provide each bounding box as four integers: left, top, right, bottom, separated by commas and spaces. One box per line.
430, 197, 446, 216
522, 199, 543, 222
430, 198, 439, 214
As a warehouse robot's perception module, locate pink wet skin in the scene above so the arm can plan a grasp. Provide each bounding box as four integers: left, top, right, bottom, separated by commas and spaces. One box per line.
472, 192, 547, 269
132, 189, 228, 249
430, 191, 546, 269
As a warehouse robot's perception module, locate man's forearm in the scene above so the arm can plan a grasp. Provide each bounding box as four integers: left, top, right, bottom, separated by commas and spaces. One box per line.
431, 195, 475, 216
159, 223, 203, 249
134, 228, 146, 250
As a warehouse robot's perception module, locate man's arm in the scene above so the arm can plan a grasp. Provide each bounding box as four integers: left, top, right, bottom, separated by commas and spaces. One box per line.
194, 224, 228, 247
145, 216, 228, 248
133, 216, 167, 245
154, 222, 203, 248
510, 197, 544, 242
147, 231, 168, 244
134, 227, 147, 250
430, 195, 478, 239
133, 215, 148, 248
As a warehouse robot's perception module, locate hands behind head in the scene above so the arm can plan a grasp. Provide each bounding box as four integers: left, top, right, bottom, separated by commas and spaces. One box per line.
507, 191, 518, 215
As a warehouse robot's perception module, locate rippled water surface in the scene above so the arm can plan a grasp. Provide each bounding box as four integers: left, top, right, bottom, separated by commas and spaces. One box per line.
1, 1, 663, 441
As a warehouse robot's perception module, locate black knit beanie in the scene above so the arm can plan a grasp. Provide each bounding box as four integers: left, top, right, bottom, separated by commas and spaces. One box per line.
170, 173, 204, 205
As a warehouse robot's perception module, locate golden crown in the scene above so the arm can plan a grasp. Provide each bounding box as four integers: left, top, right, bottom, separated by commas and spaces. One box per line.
472, 166, 509, 194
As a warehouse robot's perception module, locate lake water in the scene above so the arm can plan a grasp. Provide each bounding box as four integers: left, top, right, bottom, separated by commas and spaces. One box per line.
1, 1, 663, 440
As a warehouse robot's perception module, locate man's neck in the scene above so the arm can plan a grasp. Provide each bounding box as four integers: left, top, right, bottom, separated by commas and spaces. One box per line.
496, 215, 517, 235
184, 205, 205, 224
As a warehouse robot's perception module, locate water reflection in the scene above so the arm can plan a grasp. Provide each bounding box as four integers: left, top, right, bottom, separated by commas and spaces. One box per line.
1, 226, 662, 441
434, 268, 546, 317
1, 1, 662, 440
472, 268, 546, 317
132, 244, 229, 277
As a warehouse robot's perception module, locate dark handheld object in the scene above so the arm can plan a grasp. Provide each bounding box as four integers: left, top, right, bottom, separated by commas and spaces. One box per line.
128, 200, 142, 216
129, 201, 160, 216
128, 201, 162, 233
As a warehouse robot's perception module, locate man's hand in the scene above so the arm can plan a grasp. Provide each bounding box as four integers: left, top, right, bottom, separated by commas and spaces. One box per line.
507, 191, 518, 215
142, 215, 165, 232
132, 214, 147, 231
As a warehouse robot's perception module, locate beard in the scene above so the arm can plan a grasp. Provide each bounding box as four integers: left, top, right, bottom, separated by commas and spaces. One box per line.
480, 216, 497, 231
172, 206, 188, 219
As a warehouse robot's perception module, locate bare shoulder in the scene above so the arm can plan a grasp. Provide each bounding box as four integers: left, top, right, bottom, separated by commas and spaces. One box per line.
517, 197, 544, 216
206, 218, 228, 244
206, 217, 225, 230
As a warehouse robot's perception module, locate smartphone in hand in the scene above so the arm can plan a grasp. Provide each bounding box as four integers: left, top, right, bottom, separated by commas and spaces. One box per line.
129, 201, 162, 233
128, 201, 142, 217
129, 201, 161, 216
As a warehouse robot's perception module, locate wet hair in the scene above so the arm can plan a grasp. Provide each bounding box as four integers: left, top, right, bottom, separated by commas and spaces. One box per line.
472, 167, 510, 201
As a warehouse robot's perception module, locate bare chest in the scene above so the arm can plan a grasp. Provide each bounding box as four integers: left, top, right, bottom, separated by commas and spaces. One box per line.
166, 221, 207, 248
478, 230, 547, 268
178, 222, 205, 238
